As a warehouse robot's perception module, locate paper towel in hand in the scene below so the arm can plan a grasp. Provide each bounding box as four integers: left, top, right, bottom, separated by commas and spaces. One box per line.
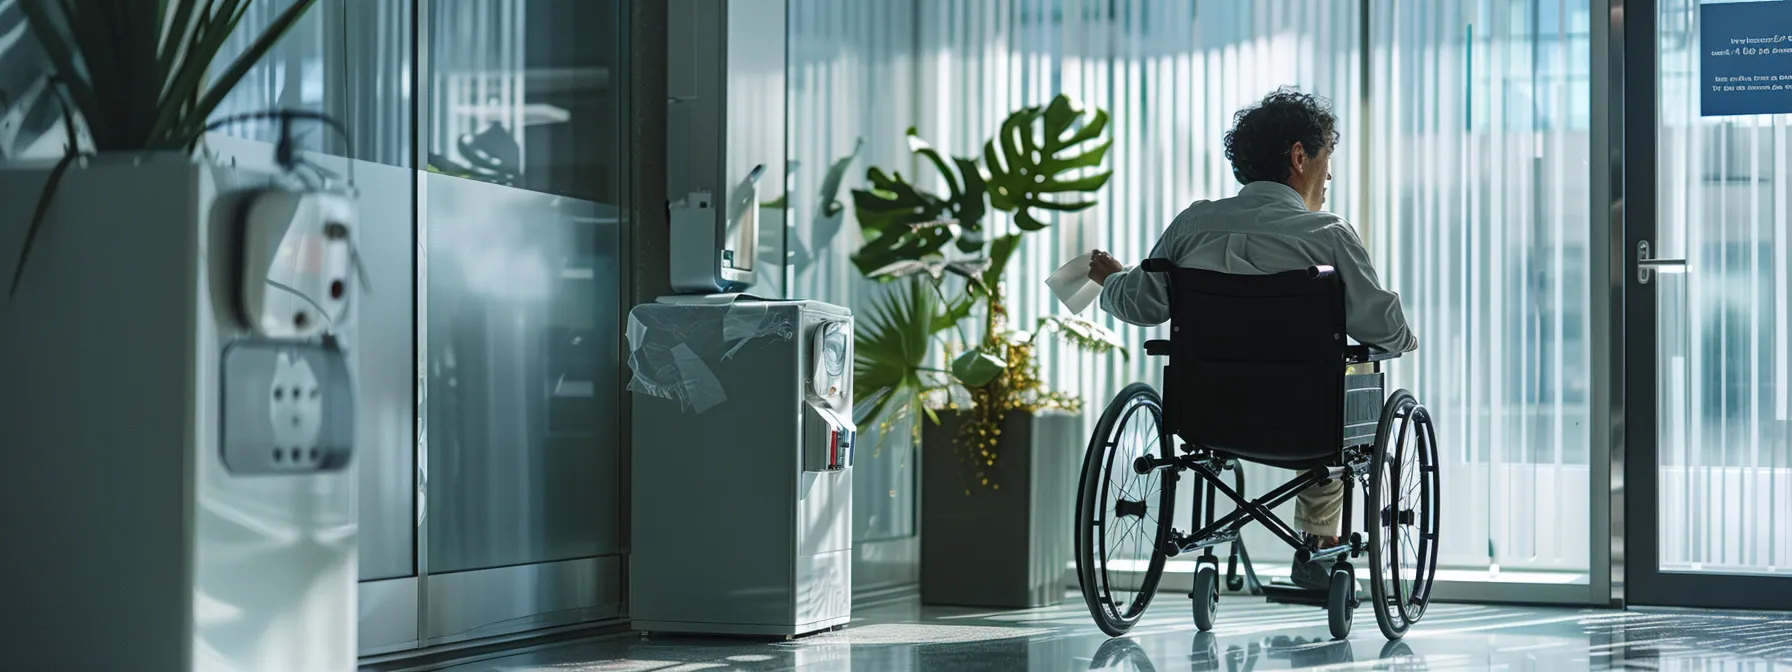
1045, 253, 1103, 314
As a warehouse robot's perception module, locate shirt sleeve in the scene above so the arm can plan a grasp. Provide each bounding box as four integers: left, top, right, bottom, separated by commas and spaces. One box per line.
1330, 223, 1419, 353
1097, 225, 1177, 327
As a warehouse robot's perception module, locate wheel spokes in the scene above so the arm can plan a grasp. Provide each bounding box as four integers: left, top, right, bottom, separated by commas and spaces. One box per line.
1090, 396, 1168, 623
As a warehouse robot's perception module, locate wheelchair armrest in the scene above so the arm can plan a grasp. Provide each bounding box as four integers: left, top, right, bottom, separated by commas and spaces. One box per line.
1343, 345, 1401, 364
1141, 258, 1176, 273
1145, 340, 1171, 357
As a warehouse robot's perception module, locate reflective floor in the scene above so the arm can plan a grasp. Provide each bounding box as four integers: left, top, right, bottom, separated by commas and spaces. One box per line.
426, 594, 1792, 671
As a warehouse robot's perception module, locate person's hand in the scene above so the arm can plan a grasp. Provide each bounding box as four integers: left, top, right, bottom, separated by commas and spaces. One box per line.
1089, 249, 1123, 285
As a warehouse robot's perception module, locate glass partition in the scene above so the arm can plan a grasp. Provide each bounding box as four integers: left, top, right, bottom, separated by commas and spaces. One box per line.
1368, 0, 1594, 584
426, 0, 624, 204
1652, 0, 1792, 579
788, 0, 924, 555
212, 0, 415, 167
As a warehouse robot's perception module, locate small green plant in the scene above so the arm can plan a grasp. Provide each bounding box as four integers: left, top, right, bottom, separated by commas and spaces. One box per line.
10, 0, 320, 296
850, 94, 1125, 489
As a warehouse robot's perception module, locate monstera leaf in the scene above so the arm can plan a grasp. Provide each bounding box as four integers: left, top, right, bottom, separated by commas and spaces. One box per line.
850, 166, 957, 277
983, 94, 1114, 231
903, 129, 988, 252
851, 128, 993, 276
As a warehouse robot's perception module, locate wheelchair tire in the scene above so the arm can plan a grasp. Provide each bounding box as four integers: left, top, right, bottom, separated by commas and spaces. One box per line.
1191, 562, 1218, 632
1326, 566, 1355, 640
1075, 383, 1177, 637
1367, 390, 1442, 641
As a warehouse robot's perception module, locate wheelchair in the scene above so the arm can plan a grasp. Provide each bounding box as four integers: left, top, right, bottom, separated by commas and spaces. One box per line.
1074, 260, 1440, 641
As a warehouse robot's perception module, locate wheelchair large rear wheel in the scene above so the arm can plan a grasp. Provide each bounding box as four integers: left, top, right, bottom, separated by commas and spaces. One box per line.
1366, 390, 1441, 640
1076, 383, 1177, 637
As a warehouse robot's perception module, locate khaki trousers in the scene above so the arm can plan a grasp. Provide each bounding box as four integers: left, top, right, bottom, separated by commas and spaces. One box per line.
1293, 471, 1344, 537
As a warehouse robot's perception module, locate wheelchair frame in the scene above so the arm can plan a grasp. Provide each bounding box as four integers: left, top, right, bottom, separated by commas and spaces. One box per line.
1074, 262, 1439, 642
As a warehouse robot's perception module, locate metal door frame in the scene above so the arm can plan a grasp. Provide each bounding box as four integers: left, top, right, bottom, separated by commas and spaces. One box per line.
1614, 0, 1792, 610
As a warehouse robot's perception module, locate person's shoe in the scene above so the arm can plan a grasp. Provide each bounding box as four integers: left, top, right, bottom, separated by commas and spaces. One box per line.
1288, 533, 1333, 591
1289, 555, 1329, 591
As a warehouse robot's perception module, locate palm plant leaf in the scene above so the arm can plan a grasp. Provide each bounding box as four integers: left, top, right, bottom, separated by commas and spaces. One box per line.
9, 0, 321, 299
983, 93, 1114, 231
177, 0, 320, 146
854, 277, 938, 428
19, 0, 319, 150
9, 88, 80, 298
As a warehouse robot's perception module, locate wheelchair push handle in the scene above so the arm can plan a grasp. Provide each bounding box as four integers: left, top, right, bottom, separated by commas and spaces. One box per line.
1140, 258, 1335, 280
1141, 258, 1176, 273
1344, 344, 1401, 364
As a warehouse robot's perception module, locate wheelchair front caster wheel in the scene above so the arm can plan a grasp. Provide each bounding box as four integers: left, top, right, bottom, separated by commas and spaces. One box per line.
1191, 562, 1219, 631
1326, 568, 1356, 640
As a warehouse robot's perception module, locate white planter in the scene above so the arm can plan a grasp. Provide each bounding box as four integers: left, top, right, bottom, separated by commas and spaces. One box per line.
0, 156, 357, 672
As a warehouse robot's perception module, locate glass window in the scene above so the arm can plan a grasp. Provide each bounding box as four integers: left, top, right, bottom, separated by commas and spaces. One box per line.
1369, 0, 1594, 581
421, 0, 628, 574
1653, 0, 1792, 577
212, 0, 415, 167
789, 0, 923, 545
425, 0, 624, 204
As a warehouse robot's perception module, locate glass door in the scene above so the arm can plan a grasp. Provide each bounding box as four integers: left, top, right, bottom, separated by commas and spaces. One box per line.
1626, 0, 1792, 608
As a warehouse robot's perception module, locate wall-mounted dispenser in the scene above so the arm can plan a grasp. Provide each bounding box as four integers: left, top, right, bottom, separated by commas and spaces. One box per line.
235, 189, 358, 340
668, 162, 763, 294
666, 0, 788, 298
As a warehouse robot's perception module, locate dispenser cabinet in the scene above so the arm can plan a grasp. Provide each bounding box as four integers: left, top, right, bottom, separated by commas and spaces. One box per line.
629, 299, 854, 637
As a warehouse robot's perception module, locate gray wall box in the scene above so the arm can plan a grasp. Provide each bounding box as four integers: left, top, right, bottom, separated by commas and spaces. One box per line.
629, 300, 854, 637
665, 0, 789, 298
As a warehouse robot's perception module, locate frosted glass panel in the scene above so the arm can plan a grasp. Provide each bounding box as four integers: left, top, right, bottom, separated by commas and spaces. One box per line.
1368, 0, 1593, 578
904, 0, 1366, 569
1654, 0, 1792, 578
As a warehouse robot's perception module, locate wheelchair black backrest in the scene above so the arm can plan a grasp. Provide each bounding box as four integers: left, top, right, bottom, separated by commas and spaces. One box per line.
1143, 259, 1354, 466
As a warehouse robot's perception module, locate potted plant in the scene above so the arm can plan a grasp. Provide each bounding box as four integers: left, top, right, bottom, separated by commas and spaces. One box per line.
0, 4, 348, 669
850, 94, 1125, 608
5, 0, 320, 292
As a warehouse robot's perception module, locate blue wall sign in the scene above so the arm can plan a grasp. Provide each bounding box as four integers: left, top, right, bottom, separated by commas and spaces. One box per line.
1701, 1, 1792, 117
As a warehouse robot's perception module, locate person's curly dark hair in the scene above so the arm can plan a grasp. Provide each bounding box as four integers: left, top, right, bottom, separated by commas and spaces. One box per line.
1222, 88, 1339, 185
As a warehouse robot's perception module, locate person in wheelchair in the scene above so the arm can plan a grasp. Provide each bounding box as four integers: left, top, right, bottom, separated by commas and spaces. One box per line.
1088, 88, 1417, 591
1068, 88, 1433, 641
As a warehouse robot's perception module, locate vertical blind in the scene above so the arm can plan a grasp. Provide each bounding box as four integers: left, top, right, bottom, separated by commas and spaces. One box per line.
788, 0, 923, 543
1369, 0, 1593, 574
791, 0, 1619, 577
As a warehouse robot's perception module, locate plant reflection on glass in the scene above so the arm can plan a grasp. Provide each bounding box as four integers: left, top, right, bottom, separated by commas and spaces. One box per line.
9, 0, 322, 296
850, 94, 1125, 491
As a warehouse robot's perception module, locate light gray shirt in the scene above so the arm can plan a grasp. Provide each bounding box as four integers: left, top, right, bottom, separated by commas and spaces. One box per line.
1098, 181, 1418, 353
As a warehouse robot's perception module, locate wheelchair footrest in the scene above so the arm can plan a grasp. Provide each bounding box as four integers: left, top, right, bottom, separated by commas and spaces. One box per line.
1261, 579, 1329, 607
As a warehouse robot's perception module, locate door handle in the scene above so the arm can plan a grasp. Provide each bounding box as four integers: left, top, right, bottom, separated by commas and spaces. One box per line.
1637, 240, 1687, 285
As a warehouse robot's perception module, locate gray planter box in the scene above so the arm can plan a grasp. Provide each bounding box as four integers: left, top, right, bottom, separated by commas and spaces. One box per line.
0, 157, 359, 671
920, 409, 1079, 608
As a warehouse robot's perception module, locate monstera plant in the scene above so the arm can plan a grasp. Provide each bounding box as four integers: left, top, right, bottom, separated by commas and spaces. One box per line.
851, 94, 1127, 489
